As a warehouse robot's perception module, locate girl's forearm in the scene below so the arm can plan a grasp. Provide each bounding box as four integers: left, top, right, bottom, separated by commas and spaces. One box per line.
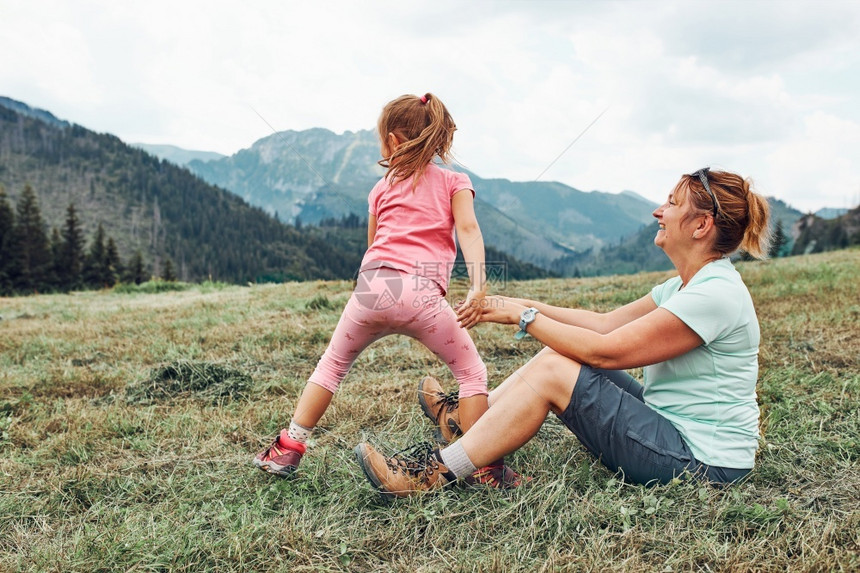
457, 227, 486, 293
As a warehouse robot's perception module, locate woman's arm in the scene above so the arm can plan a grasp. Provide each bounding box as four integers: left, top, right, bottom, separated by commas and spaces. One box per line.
451, 188, 486, 329
480, 296, 702, 370
497, 294, 657, 334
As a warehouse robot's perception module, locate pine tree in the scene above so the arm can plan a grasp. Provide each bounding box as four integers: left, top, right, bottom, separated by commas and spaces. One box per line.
769, 220, 787, 258
161, 257, 177, 282
9, 185, 53, 293
0, 186, 14, 294
105, 237, 122, 286
50, 227, 63, 290
83, 223, 109, 288
125, 250, 147, 284
56, 203, 86, 290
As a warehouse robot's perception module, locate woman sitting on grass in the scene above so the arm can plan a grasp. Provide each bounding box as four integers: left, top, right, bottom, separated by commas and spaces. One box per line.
356, 167, 771, 497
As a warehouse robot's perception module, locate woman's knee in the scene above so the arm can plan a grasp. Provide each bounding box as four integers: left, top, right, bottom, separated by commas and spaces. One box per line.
522, 349, 582, 412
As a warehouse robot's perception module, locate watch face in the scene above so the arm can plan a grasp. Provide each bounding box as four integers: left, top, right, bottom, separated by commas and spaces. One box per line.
516, 307, 538, 340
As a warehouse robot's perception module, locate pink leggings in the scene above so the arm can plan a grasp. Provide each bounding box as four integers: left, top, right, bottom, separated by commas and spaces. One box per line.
308, 267, 488, 398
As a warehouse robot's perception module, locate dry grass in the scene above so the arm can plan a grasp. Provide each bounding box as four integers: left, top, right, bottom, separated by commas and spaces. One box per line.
1, 250, 858, 571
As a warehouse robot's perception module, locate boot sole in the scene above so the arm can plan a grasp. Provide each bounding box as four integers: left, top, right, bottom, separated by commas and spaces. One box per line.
417, 377, 438, 424
253, 458, 297, 478
353, 444, 396, 503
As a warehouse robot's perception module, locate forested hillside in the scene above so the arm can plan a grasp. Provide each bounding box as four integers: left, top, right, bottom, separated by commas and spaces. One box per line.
791, 206, 860, 254
0, 102, 364, 285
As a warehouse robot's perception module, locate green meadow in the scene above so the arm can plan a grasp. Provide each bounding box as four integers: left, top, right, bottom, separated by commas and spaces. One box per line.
1, 249, 858, 572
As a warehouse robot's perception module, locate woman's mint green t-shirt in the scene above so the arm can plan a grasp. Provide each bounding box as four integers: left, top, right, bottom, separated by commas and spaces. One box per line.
645, 258, 760, 468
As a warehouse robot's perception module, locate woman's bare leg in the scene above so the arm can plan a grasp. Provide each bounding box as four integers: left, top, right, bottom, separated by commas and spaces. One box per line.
453, 349, 582, 469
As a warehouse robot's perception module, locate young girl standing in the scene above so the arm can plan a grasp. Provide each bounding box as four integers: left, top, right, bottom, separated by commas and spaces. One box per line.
253, 93, 521, 487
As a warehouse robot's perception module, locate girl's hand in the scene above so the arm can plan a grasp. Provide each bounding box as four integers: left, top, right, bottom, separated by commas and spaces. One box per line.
455, 288, 487, 329
475, 295, 524, 326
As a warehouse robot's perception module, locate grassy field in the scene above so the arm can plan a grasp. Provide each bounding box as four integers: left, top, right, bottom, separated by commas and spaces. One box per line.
1, 249, 858, 572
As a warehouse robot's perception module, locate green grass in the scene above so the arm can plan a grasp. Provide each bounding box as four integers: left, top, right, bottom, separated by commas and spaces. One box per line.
1, 250, 859, 571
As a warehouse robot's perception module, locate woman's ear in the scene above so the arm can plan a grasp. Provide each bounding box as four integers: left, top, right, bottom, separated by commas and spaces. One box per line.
693, 214, 714, 239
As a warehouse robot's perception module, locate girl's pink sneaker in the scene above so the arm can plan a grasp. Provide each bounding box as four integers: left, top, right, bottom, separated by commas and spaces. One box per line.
253, 429, 307, 477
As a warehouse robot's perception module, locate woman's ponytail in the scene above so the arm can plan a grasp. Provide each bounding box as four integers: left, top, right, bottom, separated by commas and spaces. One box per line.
686, 170, 772, 259
740, 180, 772, 259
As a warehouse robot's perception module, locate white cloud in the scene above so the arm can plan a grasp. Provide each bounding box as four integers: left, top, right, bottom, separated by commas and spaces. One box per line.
0, 3, 103, 105
0, 0, 857, 213
765, 112, 860, 211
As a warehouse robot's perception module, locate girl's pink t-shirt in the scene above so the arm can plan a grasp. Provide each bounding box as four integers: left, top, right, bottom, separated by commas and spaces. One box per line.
361, 163, 473, 294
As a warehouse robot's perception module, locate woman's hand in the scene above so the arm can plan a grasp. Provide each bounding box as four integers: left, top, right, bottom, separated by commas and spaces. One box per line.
475, 295, 524, 326
455, 288, 487, 329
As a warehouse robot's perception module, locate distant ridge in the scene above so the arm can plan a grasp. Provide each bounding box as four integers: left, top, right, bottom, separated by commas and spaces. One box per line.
133, 143, 226, 166
0, 96, 70, 129
815, 207, 849, 220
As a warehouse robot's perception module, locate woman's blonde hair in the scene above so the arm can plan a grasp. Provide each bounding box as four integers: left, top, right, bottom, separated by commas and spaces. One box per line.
679, 169, 772, 259
377, 93, 456, 184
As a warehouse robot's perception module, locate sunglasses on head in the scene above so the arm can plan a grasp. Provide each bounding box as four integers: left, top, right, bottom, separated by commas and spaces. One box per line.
690, 167, 720, 218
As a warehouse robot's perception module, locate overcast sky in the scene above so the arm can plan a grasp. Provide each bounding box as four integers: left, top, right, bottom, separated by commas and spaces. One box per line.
3, 0, 859, 213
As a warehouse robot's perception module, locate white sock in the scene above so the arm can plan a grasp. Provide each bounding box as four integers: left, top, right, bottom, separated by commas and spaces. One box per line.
439, 441, 477, 478
287, 420, 314, 443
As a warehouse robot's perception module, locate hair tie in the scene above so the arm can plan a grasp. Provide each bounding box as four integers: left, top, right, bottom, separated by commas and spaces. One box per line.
420, 95, 428, 104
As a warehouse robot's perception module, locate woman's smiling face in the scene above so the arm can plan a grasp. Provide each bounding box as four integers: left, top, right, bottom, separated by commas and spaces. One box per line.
652, 180, 692, 252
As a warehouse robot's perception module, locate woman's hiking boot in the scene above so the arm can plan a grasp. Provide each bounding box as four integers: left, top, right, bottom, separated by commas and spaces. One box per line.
417, 376, 462, 443
354, 442, 456, 500
355, 441, 529, 499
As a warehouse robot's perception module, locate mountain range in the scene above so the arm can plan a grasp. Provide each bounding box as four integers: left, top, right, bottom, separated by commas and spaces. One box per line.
2, 95, 854, 286
144, 128, 830, 270
175, 128, 661, 267
0, 97, 547, 283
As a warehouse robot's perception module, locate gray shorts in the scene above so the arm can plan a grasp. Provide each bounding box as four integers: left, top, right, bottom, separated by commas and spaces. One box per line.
556, 365, 750, 486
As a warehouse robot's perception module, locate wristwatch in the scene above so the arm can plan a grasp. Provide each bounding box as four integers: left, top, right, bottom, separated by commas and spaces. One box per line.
514, 307, 540, 340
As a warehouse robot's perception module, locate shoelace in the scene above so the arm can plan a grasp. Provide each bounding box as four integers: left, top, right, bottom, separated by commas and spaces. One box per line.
386, 442, 440, 477
468, 464, 525, 488
470, 465, 505, 486
264, 439, 286, 460
435, 390, 459, 414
